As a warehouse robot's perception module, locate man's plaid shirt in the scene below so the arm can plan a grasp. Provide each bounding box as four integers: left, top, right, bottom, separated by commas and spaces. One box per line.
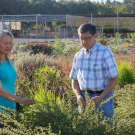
69, 41, 119, 91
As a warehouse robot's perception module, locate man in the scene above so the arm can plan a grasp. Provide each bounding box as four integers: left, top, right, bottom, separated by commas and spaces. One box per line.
69, 23, 119, 119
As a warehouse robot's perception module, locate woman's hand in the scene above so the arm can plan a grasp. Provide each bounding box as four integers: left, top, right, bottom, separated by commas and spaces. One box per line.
19, 98, 34, 106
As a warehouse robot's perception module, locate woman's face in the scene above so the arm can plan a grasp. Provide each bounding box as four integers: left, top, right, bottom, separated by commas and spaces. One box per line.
0, 35, 12, 56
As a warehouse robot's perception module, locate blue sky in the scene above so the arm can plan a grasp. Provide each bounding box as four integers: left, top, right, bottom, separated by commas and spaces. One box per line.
91, 0, 123, 3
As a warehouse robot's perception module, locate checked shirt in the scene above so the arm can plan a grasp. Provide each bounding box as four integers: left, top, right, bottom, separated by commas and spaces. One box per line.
69, 41, 119, 91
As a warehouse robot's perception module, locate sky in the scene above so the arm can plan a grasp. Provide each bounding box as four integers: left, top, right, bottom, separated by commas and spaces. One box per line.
91, 0, 123, 3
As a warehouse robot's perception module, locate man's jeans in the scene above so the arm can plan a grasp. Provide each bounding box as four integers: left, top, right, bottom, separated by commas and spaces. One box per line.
79, 90, 114, 119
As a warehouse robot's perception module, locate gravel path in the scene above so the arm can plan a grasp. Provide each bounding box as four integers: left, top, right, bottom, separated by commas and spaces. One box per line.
14, 37, 79, 44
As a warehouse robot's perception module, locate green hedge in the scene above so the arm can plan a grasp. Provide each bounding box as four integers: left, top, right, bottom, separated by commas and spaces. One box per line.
103, 27, 131, 33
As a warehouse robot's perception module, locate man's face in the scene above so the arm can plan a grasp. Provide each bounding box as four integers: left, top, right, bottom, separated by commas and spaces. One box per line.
79, 31, 98, 51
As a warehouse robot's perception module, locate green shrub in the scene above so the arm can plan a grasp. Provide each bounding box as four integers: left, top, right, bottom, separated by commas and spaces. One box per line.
129, 33, 135, 44
36, 65, 62, 94
53, 36, 65, 55
22, 86, 117, 135
63, 44, 81, 56
103, 27, 130, 33
114, 84, 135, 135
117, 60, 135, 88
1, 84, 135, 134
109, 33, 128, 54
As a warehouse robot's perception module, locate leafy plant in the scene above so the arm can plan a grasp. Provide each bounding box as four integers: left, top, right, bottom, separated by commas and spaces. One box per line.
31, 43, 53, 55
36, 65, 62, 94
129, 33, 135, 44
117, 60, 135, 88
109, 33, 128, 54
63, 44, 81, 56
97, 38, 108, 46
53, 36, 65, 55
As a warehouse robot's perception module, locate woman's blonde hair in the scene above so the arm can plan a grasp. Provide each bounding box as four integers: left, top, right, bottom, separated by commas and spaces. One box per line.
0, 30, 14, 65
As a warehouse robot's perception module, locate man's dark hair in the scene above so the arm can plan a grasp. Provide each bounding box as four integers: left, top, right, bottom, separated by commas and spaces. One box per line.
78, 23, 97, 36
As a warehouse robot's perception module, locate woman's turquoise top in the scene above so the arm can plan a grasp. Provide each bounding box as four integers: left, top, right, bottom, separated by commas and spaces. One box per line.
0, 59, 17, 110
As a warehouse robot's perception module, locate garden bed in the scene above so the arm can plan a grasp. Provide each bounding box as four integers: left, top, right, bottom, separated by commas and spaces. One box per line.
1, 35, 135, 134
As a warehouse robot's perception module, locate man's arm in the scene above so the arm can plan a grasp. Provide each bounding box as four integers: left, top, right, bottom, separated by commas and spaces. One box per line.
90, 76, 118, 105
72, 79, 86, 107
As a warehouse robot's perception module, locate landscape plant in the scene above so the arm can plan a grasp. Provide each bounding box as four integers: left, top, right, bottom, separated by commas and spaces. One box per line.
96, 38, 108, 46
1, 83, 135, 134
108, 33, 128, 54
53, 36, 65, 56
1, 35, 135, 134
31, 43, 53, 55
129, 33, 135, 45
117, 60, 135, 88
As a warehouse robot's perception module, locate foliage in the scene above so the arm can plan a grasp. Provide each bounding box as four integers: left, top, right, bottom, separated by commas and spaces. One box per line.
1, 83, 135, 134
2, 35, 135, 134
1, 0, 135, 15
15, 42, 22, 47
114, 84, 135, 135
31, 43, 53, 55
14, 53, 58, 72
63, 44, 81, 56
97, 38, 108, 46
36, 65, 64, 94
129, 33, 135, 44
124, 38, 131, 43
0, 107, 58, 134
103, 27, 130, 33
15, 57, 73, 98
53, 36, 65, 56
108, 33, 128, 54
117, 60, 135, 88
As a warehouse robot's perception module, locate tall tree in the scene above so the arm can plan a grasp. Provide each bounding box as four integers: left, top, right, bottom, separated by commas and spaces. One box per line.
106, 0, 111, 4
123, 0, 133, 4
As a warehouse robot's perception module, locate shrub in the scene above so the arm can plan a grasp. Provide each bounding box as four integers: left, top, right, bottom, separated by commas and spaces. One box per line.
22, 86, 117, 135
108, 33, 128, 54
63, 44, 81, 56
103, 27, 130, 33
1, 84, 135, 134
36, 65, 63, 94
53, 36, 65, 55
31, 43, 53, 55
114, 84, 135, 135
117, 60, 135, 88
97, 38, 108, 46
14, 53, 58, 72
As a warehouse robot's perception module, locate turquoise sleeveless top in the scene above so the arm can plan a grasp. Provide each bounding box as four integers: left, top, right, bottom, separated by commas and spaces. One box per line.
0, 59, 17, 110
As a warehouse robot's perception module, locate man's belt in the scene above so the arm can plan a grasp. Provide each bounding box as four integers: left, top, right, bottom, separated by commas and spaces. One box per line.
81, 89, 104, 94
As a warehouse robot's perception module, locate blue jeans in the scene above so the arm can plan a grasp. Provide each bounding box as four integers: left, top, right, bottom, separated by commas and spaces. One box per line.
79, 91, 114, 119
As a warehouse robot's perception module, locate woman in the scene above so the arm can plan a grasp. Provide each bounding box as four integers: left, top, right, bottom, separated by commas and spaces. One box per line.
0, 30, 33, 113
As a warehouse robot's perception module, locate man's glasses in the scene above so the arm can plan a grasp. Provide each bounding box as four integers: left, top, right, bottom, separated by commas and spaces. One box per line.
80, 36, 93, 41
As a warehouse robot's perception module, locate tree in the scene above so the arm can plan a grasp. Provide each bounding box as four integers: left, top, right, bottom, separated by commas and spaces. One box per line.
123, 0, 133, 4
106, 0, 111, 4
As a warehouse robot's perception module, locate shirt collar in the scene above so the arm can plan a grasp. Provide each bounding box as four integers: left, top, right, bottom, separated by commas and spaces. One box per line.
84, 41, 98, 55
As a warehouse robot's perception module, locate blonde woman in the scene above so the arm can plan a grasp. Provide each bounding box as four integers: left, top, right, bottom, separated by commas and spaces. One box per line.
0, 30, 33, 114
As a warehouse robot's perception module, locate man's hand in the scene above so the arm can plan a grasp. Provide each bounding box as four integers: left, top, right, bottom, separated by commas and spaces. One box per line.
77, 95, 86, 107
90, 96, 101, 106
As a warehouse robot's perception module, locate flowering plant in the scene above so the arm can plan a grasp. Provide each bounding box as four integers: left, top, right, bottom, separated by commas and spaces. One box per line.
31, 43, 53, 55
97, 38, 108, 46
